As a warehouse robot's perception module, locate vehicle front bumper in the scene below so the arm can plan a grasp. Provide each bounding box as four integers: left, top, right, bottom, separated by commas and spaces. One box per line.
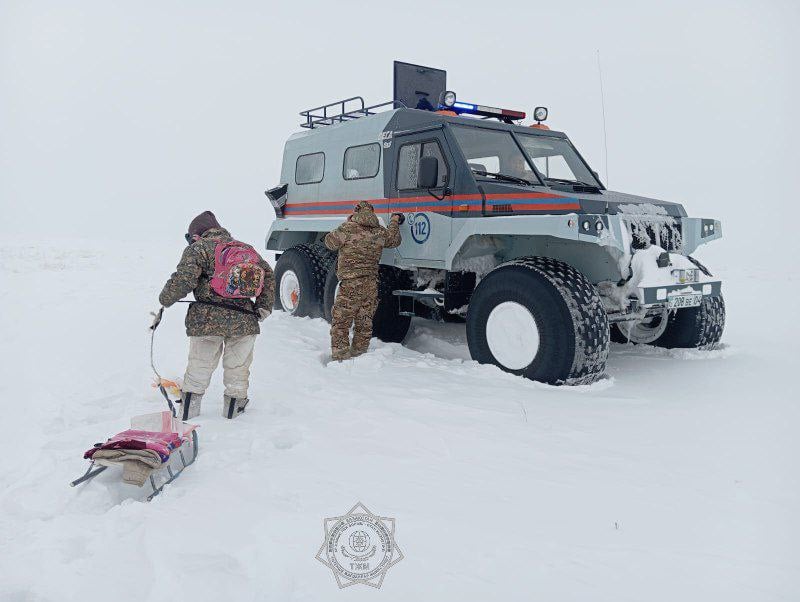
639, 280, 722, 306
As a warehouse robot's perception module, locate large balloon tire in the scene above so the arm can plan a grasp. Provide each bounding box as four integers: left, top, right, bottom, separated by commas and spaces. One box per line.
273, 243, 334, 318
466, 256, 609, 385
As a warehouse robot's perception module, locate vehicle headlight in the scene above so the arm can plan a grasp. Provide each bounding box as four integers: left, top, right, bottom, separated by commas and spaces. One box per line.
441, 91, 457, 108
595, 221, 604, 232
700, 219, 719, 238
671, 268, 699, 283
582, 220, 591, 231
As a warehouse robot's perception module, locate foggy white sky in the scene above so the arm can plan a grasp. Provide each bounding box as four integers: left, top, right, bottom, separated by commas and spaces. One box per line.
1, 0, 798, 268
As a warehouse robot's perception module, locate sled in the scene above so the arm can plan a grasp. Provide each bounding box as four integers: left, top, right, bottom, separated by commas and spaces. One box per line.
70, 411, 198, 501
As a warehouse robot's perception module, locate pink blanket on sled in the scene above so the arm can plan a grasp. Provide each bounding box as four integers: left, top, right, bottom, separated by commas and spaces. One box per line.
84, 430, 182, 462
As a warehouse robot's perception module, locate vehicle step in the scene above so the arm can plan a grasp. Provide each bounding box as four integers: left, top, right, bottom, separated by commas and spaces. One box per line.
392, 290, 444, 300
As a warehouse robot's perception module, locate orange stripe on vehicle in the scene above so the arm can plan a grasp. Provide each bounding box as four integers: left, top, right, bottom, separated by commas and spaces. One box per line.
285, 191, 567, 209
284, 203, 581, 216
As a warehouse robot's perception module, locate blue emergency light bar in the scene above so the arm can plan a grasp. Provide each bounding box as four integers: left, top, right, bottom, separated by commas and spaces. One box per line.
437, 91, 526, 121
441, 101, 527, 120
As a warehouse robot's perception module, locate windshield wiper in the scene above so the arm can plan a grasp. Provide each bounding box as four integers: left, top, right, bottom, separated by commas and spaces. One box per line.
472, 169, 534, 186
544, 176, 599, 189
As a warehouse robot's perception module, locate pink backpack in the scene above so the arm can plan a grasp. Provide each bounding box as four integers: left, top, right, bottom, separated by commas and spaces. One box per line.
210, 241, 266, 299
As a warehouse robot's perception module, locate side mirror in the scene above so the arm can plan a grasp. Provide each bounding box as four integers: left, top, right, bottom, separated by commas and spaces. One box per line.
418, 156, 439, 189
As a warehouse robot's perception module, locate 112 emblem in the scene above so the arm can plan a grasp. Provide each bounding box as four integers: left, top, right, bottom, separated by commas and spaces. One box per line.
408, 213, 431, 244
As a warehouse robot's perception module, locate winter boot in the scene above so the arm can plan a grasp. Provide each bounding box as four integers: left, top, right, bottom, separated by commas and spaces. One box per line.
179, 392, 202, 421
223, 395, 249, 419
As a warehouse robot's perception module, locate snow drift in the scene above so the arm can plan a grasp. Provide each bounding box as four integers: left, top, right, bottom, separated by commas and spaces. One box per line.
0, 240, 798, 601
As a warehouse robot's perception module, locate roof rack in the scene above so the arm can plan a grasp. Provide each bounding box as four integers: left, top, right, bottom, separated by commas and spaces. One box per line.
300, 96, 407, 129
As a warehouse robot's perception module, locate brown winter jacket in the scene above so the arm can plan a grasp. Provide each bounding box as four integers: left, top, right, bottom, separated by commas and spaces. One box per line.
324, 203, 402, 280
159, 228, 275, 337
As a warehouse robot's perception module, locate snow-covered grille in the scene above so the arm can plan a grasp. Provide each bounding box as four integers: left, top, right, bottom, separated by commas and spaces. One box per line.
626, 219, 683, 252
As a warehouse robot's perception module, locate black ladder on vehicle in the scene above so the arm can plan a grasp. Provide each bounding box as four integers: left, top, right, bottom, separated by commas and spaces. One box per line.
300, 97, 407, 129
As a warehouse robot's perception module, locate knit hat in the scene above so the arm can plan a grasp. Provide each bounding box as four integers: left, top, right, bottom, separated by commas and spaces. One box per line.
187, 211, 221, 237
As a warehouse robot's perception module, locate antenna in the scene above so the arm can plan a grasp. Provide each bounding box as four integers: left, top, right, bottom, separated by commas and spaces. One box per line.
597, 50, 610, 187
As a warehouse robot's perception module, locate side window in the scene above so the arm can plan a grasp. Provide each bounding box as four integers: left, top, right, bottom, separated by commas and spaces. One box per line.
397, 140, 449, 190
343, 143, 380, 180
295, 152, 325, 184
397, 143, 420, 190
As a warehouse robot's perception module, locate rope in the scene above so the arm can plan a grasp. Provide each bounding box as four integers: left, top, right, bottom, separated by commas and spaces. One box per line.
149, 307, 177, 417
175, 299, 258, 317
147, 299, 258, 418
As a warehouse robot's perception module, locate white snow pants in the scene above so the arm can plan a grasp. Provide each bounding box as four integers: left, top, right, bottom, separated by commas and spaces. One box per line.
182, 335, 256, 399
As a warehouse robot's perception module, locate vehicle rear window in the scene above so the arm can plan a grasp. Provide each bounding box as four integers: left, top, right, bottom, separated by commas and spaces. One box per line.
343, 144, 380, 180
296, 152, 325, 184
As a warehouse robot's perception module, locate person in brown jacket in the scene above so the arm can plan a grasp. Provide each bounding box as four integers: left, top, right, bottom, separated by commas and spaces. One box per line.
324, 201, 403, 360
159, 211, 274, 419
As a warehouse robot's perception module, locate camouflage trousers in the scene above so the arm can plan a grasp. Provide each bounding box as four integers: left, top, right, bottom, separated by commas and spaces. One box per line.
330, 276, 379, 360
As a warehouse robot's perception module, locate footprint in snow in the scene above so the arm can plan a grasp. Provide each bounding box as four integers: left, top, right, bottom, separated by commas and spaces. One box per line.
271, 428, 302, 450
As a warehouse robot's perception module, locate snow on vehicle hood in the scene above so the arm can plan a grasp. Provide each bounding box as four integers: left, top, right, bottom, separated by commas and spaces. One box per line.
477, 181, 687, 217
572, 189, 687, 218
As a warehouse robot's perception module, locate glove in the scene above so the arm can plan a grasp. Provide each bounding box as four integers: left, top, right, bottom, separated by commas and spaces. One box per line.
258, 308, 271, 322
149, 307, 164, 331
391, 213, 405, 225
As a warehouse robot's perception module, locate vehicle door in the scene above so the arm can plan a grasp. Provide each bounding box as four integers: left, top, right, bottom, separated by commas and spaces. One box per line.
387, 129, 455, 263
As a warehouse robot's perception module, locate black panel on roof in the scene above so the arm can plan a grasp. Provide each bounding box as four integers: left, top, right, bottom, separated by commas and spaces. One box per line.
393, 61, 447, 112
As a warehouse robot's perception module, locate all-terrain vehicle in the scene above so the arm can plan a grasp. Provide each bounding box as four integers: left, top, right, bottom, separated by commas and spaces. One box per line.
264, 62, 725, 385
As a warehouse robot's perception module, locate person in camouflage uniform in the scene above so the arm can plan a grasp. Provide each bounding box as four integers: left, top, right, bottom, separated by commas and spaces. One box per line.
159, 211, 275, 419
324, 201, 403, 361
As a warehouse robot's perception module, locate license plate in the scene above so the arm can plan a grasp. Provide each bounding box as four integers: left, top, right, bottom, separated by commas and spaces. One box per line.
668, 293, 702, 309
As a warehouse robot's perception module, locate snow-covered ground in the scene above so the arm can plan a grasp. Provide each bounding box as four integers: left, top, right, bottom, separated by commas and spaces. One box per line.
1, 239, 798, 601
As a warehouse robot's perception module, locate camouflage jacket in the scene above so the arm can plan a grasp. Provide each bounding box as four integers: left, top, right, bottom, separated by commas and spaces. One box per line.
324, 207, 401, 280
159, 228, 275, 337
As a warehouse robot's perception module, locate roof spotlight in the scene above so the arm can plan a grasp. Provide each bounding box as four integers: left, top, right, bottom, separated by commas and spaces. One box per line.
440, 91, 457, 108
534, 106, 548, 122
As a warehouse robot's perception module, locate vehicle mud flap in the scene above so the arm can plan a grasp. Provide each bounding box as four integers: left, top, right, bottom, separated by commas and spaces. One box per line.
372, 266, 414, 343
323, 264, 413, 343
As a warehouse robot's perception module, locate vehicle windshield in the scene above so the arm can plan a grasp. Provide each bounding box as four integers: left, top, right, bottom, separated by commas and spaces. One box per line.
516, 133, 600, 186
450, 125, 540, 185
